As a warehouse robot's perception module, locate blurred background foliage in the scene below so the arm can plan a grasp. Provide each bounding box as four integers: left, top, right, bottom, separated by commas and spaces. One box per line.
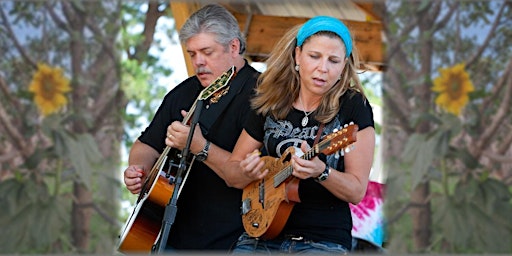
382, 1, 512, 253
0, 1, 172, 253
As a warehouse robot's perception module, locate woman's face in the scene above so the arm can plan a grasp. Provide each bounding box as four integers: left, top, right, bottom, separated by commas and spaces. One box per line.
295, 34, 347, 97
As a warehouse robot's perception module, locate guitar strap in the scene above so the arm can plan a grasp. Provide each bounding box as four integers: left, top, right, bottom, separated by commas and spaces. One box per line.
313, 123, 325, 146
198, 66, 253, 136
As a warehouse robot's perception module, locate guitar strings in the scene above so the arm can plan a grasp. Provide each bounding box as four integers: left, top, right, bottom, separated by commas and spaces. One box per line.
259, 128, 352, 192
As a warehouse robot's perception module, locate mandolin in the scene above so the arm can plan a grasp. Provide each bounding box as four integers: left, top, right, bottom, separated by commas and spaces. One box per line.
240, 123, 358, 239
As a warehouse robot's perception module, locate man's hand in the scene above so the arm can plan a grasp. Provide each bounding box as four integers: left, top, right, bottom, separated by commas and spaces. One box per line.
123, 165, 145, 194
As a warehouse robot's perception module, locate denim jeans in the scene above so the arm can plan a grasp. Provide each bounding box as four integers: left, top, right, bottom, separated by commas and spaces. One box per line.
231, 233, 349, 254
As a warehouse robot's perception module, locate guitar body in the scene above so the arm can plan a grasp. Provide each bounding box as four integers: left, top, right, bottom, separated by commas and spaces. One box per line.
242, 148, 301, 239
117, 174, 174, 253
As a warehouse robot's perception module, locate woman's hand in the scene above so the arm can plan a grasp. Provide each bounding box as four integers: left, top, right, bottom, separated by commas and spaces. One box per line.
240, 149, 268, 181
291, 141, 325, 180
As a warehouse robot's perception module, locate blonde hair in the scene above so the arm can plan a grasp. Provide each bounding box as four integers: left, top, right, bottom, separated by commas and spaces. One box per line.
251, 24, 366, 124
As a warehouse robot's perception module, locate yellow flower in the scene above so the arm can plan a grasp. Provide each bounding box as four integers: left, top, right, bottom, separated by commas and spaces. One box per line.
431, 63, 474, 116
28, 63, 71, 116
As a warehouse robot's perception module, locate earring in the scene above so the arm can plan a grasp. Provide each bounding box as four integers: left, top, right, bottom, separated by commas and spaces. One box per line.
295, 64, 299, 71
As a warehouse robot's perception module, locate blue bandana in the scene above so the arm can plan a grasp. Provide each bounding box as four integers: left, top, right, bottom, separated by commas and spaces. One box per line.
296, 16, 352, 57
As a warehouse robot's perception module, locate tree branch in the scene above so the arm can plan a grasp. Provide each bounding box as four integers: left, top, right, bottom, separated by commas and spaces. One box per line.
384, 21, 416, 72
466, 2, 506, 69
483, 150, 512, 163
131, 1, 168, 62
498, 124, 512, 154
473, 61, 512, 157
76, 202, 120, 228
0, 5, 37, 69
431, 2, 459, 34
479, 59, 511, 118
382, 87, 414, 134
0, 74, 23, 112
84, 14, 117, 61
0, 99, 31, 159
44, 2, 71, 33
386, 201, 428, 225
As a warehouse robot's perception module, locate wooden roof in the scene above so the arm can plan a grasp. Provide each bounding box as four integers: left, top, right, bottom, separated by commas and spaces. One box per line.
170, 1, 384, 75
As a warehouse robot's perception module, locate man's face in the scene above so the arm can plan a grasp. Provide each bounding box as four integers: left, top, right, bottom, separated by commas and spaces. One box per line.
185, 32, 236, 87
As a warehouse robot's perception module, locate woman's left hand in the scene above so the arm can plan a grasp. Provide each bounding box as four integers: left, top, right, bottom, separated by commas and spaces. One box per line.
291, 141, 325, 180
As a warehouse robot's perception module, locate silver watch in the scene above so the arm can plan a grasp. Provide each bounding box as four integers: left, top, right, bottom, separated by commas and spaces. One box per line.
315, 164, 331, 182
195, 140, 210, 162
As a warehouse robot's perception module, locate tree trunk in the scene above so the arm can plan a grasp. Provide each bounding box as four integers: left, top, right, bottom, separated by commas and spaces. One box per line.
410, 183, 431, 250
71, 183, 93, 252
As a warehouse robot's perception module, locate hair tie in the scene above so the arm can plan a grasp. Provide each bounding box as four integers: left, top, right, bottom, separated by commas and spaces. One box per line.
296, 16, 352, 57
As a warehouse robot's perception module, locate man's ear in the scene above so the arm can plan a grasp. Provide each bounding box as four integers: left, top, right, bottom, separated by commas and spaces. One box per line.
230, 38, 241, 56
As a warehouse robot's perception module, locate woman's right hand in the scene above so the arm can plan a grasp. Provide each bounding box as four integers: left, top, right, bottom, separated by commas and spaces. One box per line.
240, 150, 268, 181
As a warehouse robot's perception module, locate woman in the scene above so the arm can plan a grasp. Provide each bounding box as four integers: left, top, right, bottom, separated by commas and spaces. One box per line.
227, 16, 376, 253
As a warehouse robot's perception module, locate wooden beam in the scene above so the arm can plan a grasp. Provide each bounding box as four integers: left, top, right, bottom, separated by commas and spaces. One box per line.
170, 2, 384, 73
353, 2, 383, 22
233, 13, 384, 70
170, 2, 201, 76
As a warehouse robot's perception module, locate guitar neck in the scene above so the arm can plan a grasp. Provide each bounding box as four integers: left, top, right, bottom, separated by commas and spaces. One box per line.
139, 66, 236, 199
272, 147, 319, 187
272, 126, 354, 187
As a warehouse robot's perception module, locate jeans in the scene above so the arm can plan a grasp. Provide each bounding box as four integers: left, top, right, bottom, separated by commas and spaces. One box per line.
231, 233, 349, 254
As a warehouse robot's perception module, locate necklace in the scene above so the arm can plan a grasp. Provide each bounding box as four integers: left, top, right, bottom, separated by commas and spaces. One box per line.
298, 95, 313, 127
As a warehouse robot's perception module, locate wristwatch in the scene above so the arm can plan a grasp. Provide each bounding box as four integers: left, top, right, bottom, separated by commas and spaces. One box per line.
315, 164, 331, 182
195, 140, 211, 162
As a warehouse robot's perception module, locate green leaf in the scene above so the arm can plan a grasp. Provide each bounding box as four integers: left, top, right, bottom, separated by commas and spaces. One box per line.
54, 130, 103, 189
402, 130, 449, 188
441, 177, 512, 252
434, 196, 471, 247
0, 178, 66, 253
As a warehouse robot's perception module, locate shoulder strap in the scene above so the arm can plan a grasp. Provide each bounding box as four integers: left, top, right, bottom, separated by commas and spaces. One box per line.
198, 65, 255, 136
313, 123, 325, 146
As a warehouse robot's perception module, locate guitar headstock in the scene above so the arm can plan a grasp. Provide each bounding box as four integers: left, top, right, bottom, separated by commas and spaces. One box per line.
318, 122, 359, 156
198, 66, 236, 100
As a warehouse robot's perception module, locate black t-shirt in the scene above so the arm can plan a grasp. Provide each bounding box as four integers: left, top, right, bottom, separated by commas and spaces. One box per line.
138, 62, 260, 250
244, 91, 374, 250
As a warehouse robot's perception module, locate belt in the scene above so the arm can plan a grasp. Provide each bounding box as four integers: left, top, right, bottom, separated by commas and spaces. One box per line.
283, 234, 306, 241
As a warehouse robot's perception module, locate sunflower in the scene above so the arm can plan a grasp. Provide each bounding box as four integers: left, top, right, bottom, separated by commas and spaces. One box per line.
28, 63, 71, 116
431, 63, 474, 116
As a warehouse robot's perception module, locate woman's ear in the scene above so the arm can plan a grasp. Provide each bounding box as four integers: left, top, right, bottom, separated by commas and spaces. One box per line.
294, 46, 301, 66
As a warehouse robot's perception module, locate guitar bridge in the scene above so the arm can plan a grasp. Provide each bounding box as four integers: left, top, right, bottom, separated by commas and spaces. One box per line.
241, 198, 251, 215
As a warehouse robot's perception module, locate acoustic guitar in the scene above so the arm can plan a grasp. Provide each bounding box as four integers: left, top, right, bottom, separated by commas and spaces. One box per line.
240, 123, 358, 239
117, 66, 236, 253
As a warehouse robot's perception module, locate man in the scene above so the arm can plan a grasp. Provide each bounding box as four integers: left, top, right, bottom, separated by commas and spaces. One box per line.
123, 3, 260, 251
